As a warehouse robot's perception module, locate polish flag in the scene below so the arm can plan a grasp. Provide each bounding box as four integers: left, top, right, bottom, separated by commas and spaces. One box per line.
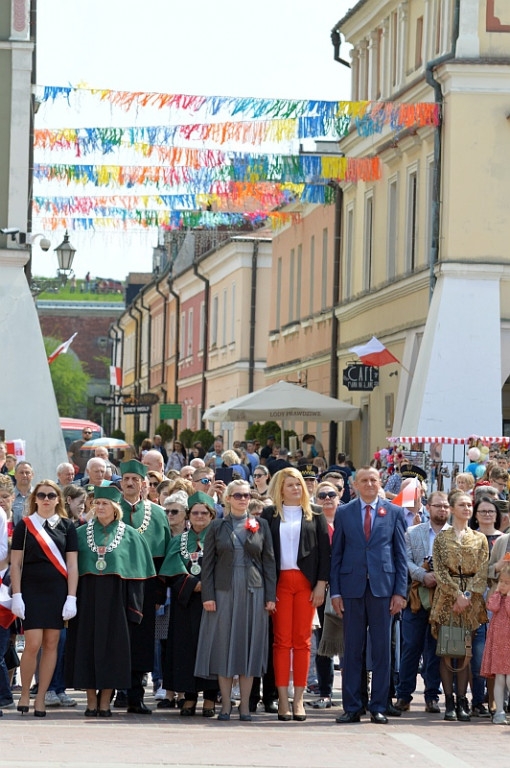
0, 578, 15, 629
110, 366, 122, 387
349, 336, 399, 367
48, 332, 78, 364
393, 477, 421, 508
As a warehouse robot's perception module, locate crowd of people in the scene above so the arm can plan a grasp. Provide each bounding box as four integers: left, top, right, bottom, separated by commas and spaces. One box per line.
1, 433, 510, 727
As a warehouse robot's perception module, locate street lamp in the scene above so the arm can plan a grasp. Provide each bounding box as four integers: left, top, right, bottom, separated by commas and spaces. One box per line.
54, 230, 77, 282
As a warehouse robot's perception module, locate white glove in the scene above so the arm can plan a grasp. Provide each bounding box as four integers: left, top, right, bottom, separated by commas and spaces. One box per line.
62, 595, 77, 621
11, 593, 25, 620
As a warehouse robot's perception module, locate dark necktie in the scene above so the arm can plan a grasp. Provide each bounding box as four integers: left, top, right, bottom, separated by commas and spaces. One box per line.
364, 505, 372, 541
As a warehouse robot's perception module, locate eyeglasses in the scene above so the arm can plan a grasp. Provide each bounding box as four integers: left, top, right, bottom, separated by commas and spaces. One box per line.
36, 492, 58, 500
477, 509, 496, 516
199, 478, 212, 485
317, 491, 338, 500
231, 493, 250, 500
167, 508, 184, 515
429, 504, 449, 509
190, 510, 211, 516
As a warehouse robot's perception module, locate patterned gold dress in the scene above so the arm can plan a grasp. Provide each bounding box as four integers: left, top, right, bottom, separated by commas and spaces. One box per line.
429, 527, 489, 639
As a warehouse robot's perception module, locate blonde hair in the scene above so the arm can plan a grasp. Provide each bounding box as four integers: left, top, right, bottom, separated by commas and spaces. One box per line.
316, 481, 339, 497
498, 563, 510, 581
29, 480, 67, 518
221, 449, 241, 466
267, 467, 312, 521
224, 479, 250, 515
456, 472, 475, 490
92, 499, 123, 521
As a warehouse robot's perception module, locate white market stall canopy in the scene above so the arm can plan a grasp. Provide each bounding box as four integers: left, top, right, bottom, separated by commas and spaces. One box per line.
388, 435, 510, 446
203, 380, 360, 423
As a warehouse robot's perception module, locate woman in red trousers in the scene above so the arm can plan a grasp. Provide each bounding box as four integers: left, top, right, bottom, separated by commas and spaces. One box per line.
262, 467, 330, 721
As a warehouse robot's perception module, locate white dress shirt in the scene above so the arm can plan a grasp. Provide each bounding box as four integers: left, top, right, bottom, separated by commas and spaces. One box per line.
280, 505, 302, 570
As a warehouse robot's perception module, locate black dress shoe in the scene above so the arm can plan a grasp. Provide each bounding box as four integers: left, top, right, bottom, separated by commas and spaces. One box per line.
113, 692, 128, 709
386, 703, 402, 717
425, 700, 441, 714
370, 712, 388, 724
264, 701, 278, 713
394, 698, 411, 712
336, 710, 361, 723
127, 702, 152, 715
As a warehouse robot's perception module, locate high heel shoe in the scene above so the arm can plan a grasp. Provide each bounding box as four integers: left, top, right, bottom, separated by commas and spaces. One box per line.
292, 712, 306, 721
34, 709, 46, 718
277, 712, 292, 721
17, 704, 29, 714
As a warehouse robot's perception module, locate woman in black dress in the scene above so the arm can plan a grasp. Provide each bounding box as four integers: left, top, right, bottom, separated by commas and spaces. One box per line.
65, 485, 155, 717
159, 491, 219, 717
10, 480, 78, 717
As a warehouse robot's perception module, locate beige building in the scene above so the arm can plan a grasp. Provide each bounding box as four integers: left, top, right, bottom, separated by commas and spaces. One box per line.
327, 0, 510, 461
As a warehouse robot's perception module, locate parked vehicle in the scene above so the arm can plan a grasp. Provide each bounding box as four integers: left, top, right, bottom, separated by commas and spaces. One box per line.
60, 417, 102, 451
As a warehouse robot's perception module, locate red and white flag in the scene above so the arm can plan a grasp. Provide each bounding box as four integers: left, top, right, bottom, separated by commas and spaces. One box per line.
393, 477, 421, 508
0, 577, 15, 629
48, 332, 78, 365
110, 366, 122, 387
349, 336, 399, 367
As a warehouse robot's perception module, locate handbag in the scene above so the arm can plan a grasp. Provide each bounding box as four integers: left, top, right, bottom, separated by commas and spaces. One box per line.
324, 586, 337, 617
436, 615, 472, 671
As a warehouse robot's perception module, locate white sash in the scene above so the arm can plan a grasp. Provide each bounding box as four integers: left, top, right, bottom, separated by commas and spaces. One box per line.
24, 515, 68, 579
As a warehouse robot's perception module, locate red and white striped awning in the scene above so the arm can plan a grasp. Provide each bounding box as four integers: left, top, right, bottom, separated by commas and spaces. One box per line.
388, 436, 510, 445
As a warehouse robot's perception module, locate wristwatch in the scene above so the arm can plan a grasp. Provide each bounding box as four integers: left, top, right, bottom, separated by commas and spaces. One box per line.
463, 590, 472, 599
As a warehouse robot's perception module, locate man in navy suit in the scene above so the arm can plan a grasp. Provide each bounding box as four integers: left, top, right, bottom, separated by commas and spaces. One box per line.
330, 466, 407, 724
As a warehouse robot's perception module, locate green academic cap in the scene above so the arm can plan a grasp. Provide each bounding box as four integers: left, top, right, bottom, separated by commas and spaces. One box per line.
120, 459, 147, 478
94, 485, 122, 503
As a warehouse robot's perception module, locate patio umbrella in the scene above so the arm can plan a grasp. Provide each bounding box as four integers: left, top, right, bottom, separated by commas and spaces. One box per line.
203, 380, 360, 423
81, 436, 130, 450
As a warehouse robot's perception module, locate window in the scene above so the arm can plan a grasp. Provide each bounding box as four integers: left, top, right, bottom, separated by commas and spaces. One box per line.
211, 295, 218, 346
199, 301, 205, 352
230, 283, 236, 343
222, 288, 227, 346
415, 16, 423, 69
406, 169, 418, 272
296, 244, 302, 320
276, 257, 282, 329
309, 235, 315, 315
180, 312, 186, 359
187, 308, 193, 357
344, 205, 354, 299
289, 249, 295, 323
387, 178, 398, 281
321, 228, 328, 310
363, 194, 374, 290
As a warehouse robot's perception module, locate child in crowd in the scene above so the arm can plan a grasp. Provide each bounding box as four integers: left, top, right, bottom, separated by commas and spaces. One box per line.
481, 563, 510, 724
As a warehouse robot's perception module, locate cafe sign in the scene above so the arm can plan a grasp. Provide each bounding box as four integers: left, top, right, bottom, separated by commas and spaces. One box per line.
342, 364, 379, 391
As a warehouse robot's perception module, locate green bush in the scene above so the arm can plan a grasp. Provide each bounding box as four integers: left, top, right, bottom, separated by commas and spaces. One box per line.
193, 429, 215, 450
111, 429, 126, 440
133, 430, 149, 449
155, 422, 173, 444
244, 423, 261, 441
178, 429, 194, 448
246, 420, 297, 447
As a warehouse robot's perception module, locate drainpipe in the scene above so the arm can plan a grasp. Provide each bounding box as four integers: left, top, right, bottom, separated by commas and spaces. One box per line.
328, 182, 343, 466
127, 303, 140, 434
425, 0, 460, 302
193, 259, 210, 429
248, 240, 259, 393
108, 322, 123, 432
168, 275, 181, 438
138, 289, 151, 435
154, 278, 168, 389
331, 28, 351, 69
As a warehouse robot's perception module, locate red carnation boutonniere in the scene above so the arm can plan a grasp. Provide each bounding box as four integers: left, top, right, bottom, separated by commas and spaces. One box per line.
377, 508, 387, 517
245, 517, 260, 533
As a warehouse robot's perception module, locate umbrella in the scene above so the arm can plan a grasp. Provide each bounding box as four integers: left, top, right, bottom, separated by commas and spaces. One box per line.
81, 436, 130, 450
203, 380, 359, 423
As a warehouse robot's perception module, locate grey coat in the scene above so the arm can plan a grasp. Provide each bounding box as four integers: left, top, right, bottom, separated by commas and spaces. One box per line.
405, 521, 450, 583
201, 516, 277, 604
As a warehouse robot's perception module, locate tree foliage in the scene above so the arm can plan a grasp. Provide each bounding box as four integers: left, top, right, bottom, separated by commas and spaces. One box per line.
44, 337, 90, 417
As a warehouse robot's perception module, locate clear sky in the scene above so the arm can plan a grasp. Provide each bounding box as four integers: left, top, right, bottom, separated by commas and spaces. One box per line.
32, 0, 354, 279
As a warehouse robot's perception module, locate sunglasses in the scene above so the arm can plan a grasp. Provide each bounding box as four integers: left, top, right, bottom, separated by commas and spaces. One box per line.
317, 491, 338, 500
231, 493, 250, 500
36, 492, 58, 500
149, 481, 159, 487
83, 431, 92, 435
199, 478, 212, 485
253, 474, 266, 479
167, 508, 184, 515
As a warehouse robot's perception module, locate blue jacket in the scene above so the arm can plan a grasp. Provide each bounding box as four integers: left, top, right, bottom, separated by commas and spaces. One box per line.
330, 497, 407, 599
